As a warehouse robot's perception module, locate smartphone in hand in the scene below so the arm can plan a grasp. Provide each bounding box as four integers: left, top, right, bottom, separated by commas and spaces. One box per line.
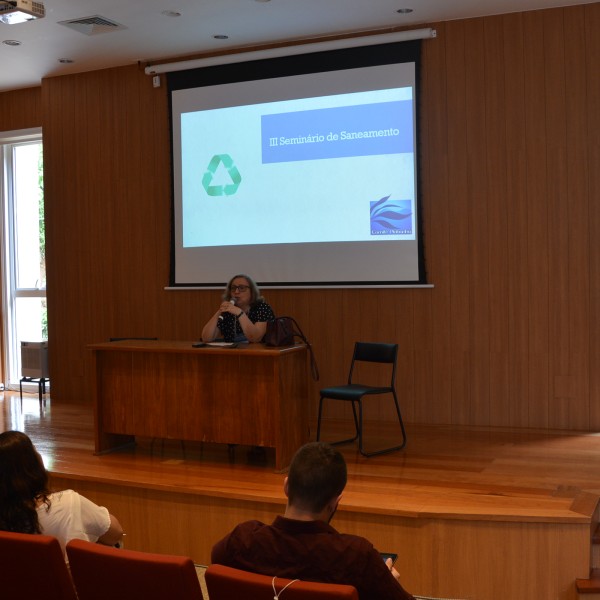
380, 552, 398, 566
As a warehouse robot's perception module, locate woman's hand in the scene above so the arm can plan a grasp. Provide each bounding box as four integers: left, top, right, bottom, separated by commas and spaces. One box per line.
219, 300, 238, 315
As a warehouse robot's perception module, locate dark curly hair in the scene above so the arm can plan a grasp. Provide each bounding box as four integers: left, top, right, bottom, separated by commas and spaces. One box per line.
0, 430, 51, 534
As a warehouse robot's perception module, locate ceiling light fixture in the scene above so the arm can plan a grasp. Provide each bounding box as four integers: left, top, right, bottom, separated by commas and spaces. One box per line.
396, 8, 413, 14
2, 38, 21, 45
0, 0, 45, 24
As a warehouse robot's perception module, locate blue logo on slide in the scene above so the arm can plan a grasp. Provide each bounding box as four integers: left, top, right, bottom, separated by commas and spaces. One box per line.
370, 196, 413, 235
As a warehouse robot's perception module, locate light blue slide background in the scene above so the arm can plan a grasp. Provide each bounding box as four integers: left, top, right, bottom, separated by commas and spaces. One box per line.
181, 87, 415, 248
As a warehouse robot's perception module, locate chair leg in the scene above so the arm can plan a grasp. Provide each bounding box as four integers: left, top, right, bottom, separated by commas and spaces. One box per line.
228, 444, 237, 461
392, 391, 408, 449
358, 391, 407, 457
316, 396, 359, 446
349, 401, 360, 440
316, 396, 325, 441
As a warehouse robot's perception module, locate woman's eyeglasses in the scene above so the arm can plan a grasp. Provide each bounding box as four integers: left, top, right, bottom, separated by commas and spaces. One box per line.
230, 285, 249, 292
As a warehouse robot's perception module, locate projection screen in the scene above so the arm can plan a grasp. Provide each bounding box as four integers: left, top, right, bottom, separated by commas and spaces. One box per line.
168, 40, 426, 288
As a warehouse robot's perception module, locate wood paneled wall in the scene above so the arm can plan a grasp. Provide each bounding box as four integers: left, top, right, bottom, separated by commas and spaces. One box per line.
0, 87, 41, 131
20, 3, 600, 430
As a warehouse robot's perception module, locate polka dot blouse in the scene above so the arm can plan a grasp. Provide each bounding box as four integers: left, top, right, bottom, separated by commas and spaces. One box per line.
217, 301, 275, 342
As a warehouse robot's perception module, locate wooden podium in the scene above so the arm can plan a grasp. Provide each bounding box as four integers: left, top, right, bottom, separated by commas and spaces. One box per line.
90, 340, 309, 471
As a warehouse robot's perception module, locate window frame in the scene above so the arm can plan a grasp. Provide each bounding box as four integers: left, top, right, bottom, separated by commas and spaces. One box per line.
0, 127, 45, 390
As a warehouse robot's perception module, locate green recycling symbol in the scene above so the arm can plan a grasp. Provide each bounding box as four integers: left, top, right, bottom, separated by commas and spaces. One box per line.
202, 154, 242, 196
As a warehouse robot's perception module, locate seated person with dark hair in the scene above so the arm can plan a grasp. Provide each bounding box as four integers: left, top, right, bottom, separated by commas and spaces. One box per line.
211, 441, 415, 600
0, 430, 123, 558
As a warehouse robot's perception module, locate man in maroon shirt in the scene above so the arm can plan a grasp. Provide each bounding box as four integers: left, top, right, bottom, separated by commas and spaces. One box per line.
211, 442, 415, 600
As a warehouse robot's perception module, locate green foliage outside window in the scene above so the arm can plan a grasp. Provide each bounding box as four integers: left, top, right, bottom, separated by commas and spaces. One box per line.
38, 149, 47, 339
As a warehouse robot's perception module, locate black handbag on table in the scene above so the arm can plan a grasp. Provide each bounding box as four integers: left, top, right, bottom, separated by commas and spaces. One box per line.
264, 316, 319, 381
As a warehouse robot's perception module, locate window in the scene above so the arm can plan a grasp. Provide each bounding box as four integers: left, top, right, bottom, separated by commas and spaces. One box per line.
0, 128, 45, 389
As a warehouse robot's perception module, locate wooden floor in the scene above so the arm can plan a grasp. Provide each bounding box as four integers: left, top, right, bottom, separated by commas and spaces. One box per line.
6, 390, 600, 520
3, 390, 600, 599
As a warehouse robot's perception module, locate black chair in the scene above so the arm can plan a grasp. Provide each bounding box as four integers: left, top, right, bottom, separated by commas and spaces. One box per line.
316, 342, 407, 457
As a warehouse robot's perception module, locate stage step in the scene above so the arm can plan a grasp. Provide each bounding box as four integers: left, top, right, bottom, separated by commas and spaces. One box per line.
594, 524, 600, 569
577, 525, 600, 597
577, 569, 600, 597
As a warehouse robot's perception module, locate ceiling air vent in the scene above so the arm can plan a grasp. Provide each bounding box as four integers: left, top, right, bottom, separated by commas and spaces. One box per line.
58, 15, 127, 36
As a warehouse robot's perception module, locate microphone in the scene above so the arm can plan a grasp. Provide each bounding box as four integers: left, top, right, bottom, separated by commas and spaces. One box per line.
218, 298, 236, 321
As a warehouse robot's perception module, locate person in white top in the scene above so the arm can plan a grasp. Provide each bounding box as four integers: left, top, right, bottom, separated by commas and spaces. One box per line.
0, 430, 123, 557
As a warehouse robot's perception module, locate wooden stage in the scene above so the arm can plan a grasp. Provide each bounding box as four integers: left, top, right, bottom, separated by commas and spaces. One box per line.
3, 391, 600, 600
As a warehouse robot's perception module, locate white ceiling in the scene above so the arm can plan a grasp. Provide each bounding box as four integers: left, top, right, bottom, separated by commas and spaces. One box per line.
0, 0, 595, 93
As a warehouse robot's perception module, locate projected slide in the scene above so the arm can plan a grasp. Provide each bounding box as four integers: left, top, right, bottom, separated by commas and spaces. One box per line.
180, 88, 415, 249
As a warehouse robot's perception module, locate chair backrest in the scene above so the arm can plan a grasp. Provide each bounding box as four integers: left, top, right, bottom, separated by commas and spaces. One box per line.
66, 538, 204, 600
205, 564, 359, 600
349, 342, 398, 385
0, 530, 78, 600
